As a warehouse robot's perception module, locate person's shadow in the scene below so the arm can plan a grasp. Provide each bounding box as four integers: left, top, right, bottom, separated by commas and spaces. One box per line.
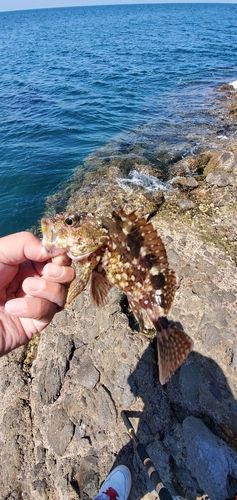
111, 337, 237, 500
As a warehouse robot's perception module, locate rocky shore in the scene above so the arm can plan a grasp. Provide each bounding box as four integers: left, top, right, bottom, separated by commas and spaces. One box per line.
0, 85, 237, 500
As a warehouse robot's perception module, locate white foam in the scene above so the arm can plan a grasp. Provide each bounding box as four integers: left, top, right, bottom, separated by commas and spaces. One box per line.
229, 80, 237, 90
117, 169, 169, 192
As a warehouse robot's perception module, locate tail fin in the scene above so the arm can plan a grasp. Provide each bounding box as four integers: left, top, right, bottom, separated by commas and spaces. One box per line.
157, 325, 193, 385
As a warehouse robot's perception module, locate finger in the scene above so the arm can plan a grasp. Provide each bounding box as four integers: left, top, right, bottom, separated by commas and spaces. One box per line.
51, 253, 72, 266
22, 277, 69, 309
0, 232, 48, 265
41, 263, 75, 284
5, 296, 58, 322
0, 262, 18, 290
33, 253, 72, 278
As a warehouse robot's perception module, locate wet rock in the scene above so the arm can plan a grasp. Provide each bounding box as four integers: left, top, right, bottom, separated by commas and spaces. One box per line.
229, 98, 237, 118
216, 84, 235, 91
66, 165, 161, 219
171, 161, 189, 177
172, 176, 198, 189
188, 151, 213, 173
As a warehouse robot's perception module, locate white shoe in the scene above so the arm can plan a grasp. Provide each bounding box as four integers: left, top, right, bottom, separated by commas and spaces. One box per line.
95, 465, 132, 500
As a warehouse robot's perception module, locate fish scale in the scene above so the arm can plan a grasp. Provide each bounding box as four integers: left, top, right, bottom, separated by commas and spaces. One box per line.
41, 209, 193, 384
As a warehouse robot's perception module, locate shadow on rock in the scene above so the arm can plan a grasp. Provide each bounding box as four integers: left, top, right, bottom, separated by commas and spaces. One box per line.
111, 341, 237, 500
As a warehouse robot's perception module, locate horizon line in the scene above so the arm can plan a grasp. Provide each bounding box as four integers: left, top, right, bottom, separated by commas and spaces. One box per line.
1, 1, 237, 14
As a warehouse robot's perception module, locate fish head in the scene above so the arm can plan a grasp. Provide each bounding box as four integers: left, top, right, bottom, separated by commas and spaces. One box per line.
41, 211, 109, 260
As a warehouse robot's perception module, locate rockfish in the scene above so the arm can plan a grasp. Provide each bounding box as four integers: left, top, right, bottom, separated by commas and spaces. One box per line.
41, 209, 193, 384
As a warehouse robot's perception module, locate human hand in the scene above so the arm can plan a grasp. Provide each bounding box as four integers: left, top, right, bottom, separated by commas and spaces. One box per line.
0, 231, 75, 356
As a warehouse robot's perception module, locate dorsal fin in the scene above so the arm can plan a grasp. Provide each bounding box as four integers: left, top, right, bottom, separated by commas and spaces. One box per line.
113, 210, 169, 268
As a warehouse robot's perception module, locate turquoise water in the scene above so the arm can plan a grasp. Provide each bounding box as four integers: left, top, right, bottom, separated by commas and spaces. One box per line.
0, 3, 237, 236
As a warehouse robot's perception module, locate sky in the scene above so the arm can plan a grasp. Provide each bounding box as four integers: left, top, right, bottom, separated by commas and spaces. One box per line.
0, 0, 237, 13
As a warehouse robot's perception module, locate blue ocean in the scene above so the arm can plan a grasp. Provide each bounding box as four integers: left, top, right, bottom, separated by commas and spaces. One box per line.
0, 3, 237, 237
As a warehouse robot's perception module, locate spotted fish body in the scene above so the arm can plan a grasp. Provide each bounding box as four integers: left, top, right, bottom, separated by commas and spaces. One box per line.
41, 209, 193, 384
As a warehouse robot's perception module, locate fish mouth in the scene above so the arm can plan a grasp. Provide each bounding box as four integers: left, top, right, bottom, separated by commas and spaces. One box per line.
67, 249, 95, 261
44, 243, 66, 257
41, 219, 66, 257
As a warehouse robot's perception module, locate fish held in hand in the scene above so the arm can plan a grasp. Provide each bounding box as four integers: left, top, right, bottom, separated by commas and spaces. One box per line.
41, 209, 193, 384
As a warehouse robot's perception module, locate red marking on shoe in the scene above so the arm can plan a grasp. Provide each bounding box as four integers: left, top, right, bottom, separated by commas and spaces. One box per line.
102, 486, 119, 499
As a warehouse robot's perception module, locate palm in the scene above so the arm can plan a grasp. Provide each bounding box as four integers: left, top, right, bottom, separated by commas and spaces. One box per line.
0, 231, 74, 357
0, 260, 47, 352
0, 305, 34, 352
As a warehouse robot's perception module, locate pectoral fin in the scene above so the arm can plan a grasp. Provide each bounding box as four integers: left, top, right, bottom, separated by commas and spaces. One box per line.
128, 297, 145, 331
66, 256, 99, 305
91, 270, 113, 307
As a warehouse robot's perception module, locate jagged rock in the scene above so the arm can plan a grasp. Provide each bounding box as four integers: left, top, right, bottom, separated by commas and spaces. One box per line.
73, 355, 100, 390
206, 170, 235, 187
178, 198, 195, 210
76, 455, 99, 499
183, 417, 237, 500
229, 98, 237, 118
200, 144, 237, 177
216, 84, 235, 91
47, 406, 75, 456
187, 151, 213, 173
172, 176, 198, 189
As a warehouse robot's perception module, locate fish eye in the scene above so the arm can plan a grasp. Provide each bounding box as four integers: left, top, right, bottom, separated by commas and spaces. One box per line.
64, 213, 79, 226
65, 217, 73, 226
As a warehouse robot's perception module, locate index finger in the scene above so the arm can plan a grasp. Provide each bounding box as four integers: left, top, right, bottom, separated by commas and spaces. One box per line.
0, 232, 49, 265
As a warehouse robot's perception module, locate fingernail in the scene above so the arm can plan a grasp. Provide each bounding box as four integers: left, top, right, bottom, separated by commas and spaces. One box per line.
5, 299, 27, 314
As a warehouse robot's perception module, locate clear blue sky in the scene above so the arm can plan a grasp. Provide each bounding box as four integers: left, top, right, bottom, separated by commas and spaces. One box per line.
0, 0, 236, 13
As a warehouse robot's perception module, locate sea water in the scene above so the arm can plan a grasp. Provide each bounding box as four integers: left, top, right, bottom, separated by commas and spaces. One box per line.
0, 3, 237, 237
